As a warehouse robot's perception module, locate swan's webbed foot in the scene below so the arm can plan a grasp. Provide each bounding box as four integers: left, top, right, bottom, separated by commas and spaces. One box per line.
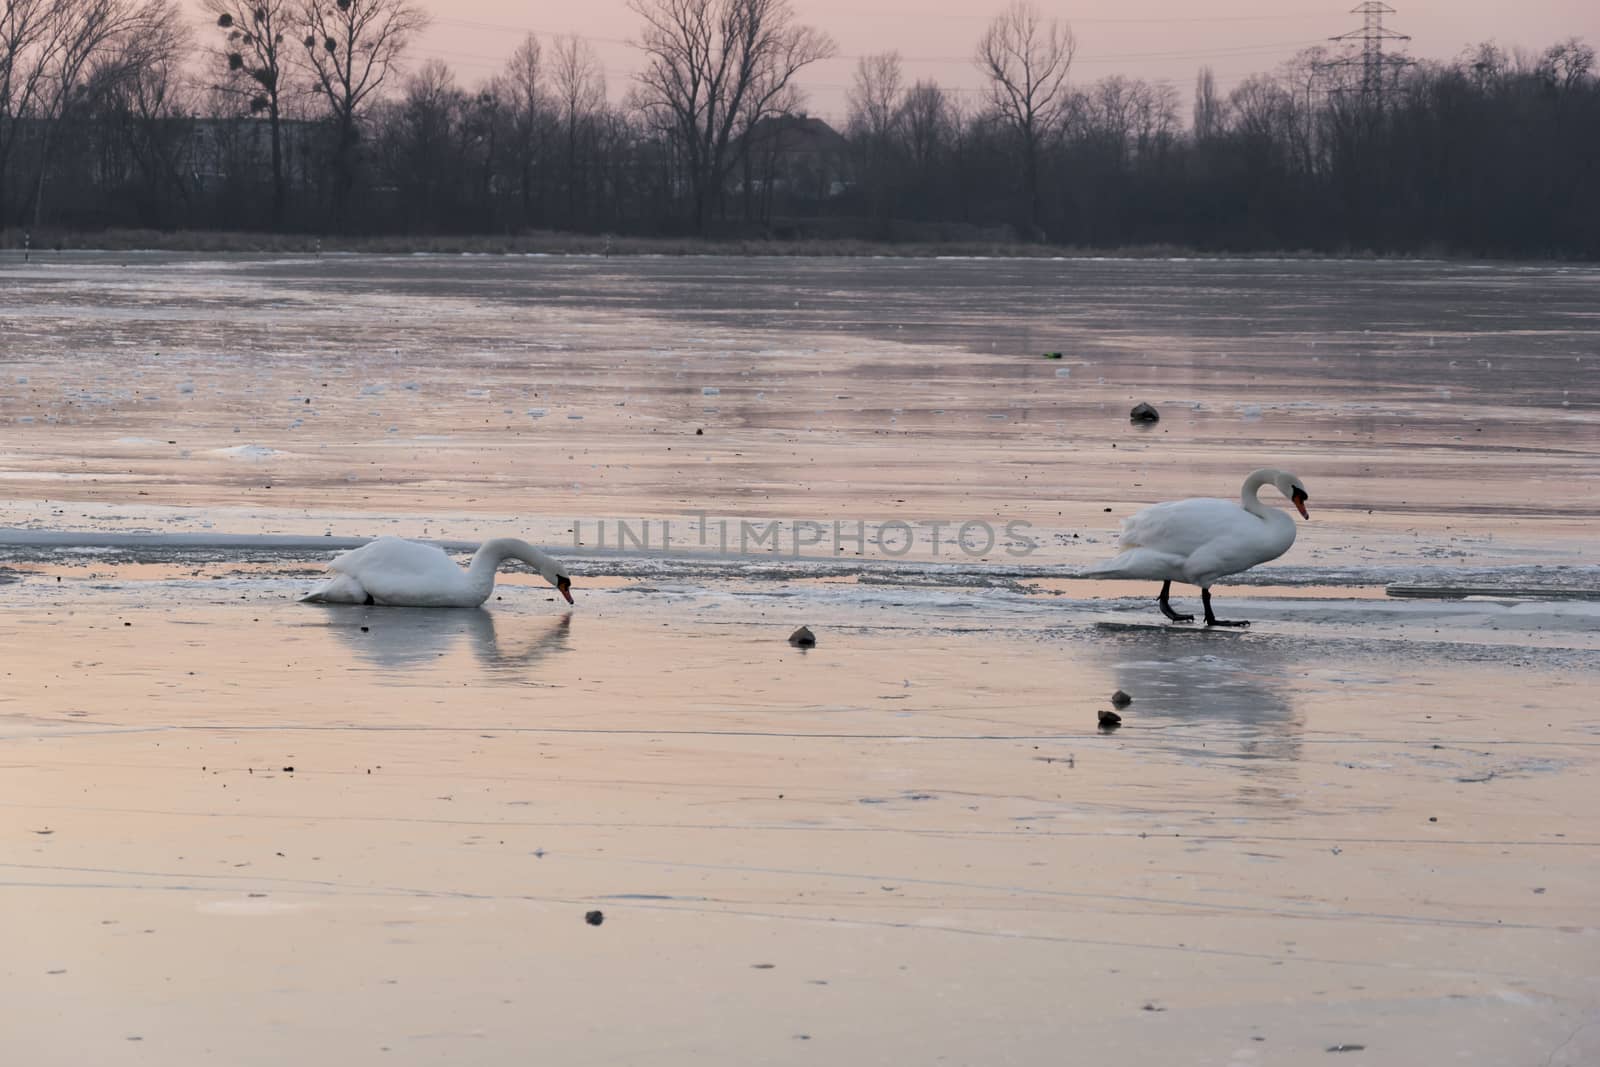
1158, 581, 1194, 623
1201, 588, 1249, 628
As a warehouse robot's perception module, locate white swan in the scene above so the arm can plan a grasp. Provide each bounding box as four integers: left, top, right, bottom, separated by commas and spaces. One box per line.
300, 536, 574, 608
1084, 468, 1309, 627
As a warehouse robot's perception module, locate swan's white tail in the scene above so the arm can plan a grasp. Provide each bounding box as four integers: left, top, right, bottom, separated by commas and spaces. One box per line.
1081, 548, 1189, 581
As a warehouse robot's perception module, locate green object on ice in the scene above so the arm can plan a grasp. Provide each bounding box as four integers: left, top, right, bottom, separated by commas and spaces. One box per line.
1044, 351, 1063, 359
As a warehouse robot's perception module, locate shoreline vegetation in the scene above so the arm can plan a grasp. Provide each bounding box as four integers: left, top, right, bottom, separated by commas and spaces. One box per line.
1, 2, 1593, 259
0, 228, 1578, 263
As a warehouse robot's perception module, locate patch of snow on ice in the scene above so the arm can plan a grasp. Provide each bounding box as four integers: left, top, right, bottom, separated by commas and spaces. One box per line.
214, 445, 282, 460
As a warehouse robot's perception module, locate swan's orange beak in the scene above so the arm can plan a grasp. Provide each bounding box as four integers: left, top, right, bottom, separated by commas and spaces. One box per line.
557, 575, 574, 604
1291, 488, 1309, 519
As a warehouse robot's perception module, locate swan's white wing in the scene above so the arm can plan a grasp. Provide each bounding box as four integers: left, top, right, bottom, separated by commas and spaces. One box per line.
1085, 498, 1281, 583
1179, 511, 1296, 585
329, 537, 456, 578
326, 537, 476, 606
1115, 497, 1257, 558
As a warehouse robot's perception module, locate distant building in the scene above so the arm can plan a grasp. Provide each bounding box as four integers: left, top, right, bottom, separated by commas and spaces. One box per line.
737, 114, 849, 209
187, 116, 320, 187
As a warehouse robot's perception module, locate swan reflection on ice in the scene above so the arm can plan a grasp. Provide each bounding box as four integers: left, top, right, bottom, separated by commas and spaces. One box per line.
1096, 633, 1306, 806
317, 606, 573, 673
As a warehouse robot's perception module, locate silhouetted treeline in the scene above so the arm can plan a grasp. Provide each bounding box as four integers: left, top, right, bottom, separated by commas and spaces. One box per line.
1, 0, 1595, 257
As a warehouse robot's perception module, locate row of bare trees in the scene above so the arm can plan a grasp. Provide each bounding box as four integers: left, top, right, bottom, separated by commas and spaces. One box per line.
1, 0, 1596, 255
835, 20, 1598, 255
0, 0, 180, 228
0, 0, 427, 231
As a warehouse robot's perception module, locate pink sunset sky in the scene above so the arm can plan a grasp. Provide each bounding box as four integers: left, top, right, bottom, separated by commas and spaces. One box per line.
203, 1, 1600, 121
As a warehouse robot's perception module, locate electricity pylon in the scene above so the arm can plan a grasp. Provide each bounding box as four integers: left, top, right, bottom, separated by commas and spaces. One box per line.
1328, 2, 1412, 102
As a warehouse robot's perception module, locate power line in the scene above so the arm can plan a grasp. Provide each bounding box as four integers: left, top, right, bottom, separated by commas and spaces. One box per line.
427, 14, 1327, 68
431, 16, 632, 48
418, 32, 1327, 73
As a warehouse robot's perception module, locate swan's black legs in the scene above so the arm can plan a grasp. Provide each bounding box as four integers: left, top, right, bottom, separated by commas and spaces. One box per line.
1158, 581, 1194, 623
1202, 587, 1249, 628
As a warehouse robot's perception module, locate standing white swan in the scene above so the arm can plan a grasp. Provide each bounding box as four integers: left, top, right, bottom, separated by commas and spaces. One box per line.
300, 536, 574, 608
1084, 468, 1309, 627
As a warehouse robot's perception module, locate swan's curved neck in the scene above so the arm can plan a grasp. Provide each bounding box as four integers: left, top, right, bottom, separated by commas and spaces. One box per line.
1239, 469, 1278, 517
462, 538, 516, 594
466, 538, 555, 587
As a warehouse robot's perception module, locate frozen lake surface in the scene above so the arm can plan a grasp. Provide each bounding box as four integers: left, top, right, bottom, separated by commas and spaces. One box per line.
2, 253, 1598, 1064
1, 252, 1596, 578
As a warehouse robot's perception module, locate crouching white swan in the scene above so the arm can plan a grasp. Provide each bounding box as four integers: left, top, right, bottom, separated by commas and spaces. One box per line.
300, 536, 574, 608
1083, 468, 1309, 627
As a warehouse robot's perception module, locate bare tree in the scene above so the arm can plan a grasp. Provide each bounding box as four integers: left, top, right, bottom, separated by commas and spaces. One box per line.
847, 51, 901, 141
497, 34, 547, 226
1132, 80, 1180, 161
299, 0, 428, 229
0, 0, 64, 223
1193, 66, 1222, 142
84, 5, 193, 222
1067, 76, 1179, 166
899, 80, 953, 172
1458, 41, 1511, 90
1276, 47, 1333, 176
847, 51, 902, 223
551, 34, 604, 225
1078, 76, 1138, 165
628, 0, 835, 231
1228, 74, 1296, 150
382, 59, 461, 229
203, 0, 294, 228
14, 0, 168, 227
1536, 37, 1595, 93
975, 0, 1074, 236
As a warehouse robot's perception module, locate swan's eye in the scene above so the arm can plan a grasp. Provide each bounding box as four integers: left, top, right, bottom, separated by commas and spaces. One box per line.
1292, 487, 1308, 501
